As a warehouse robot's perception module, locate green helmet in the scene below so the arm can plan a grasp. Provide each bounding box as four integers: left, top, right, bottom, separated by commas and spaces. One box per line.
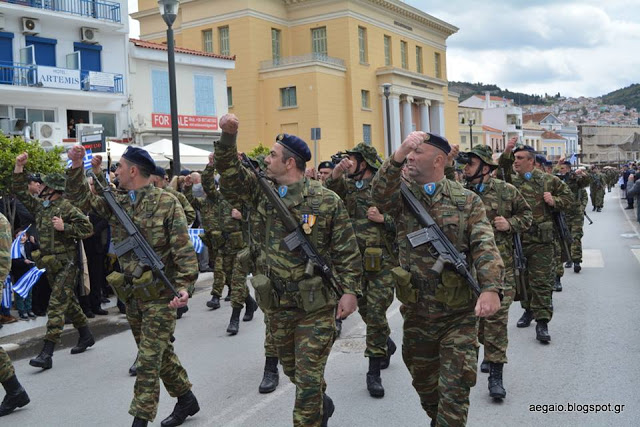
466, 145, 498, 168
346, 142, 382, 169
42, 173, 66, 192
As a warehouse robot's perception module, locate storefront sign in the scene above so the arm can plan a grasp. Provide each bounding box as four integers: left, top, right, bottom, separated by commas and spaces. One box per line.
88, 71, 115, 93
151, 113, 218, 130
37, 66, 81, 90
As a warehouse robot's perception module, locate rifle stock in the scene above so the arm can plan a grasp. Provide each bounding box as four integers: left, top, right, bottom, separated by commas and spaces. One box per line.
512, 233, 528, 301
553, 212, 573, 262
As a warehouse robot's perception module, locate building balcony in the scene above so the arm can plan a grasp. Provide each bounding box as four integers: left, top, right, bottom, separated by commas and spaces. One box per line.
0, 61, 123, 93
259, 53, 346, 71
0, 0, 121, 24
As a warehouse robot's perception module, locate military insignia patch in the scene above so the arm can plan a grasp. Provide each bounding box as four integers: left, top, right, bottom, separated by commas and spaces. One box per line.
278, 185, 288, 197
423, 182, 436, 196
524, 172, 532, 181
475, 183, 485, 193
355, 180, 364, 189
129, 190, 136, 203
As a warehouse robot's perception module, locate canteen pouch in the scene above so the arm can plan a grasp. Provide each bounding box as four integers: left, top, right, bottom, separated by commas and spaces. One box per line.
297, 276, 329, 313
391, 266, 418, 305
40, 254, 63, 274
229, 231, 244, 250
131, 270, 163, 301
363, 247, 383, 272
250, 274, 279, 311
537, 221, 554, 244
106, 271, 131, 301
435, 269, 473, 309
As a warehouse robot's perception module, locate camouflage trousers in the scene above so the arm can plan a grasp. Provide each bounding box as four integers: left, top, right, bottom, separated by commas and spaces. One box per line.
229, 248, 250, 309
126, 298, 192, 421
268, 305, 335, 427
358, 269, 395, 358
211, 248, 237, 297
568, 212, 585, 263
553, 238, 565, 278
263, 315, 278, 358
479, 285, 515, 364
520, 242, 554, 322
590, 188, 605, 208
401, 306, 479, 426
0, 346, 15, 383
44, 261, 88, 343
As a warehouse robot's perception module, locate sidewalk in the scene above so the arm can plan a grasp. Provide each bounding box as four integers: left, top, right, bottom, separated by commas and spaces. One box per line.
0, 272, 214, 361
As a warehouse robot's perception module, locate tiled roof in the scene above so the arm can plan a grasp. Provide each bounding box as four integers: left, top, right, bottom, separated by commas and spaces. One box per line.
541, 130, 565, 140
130, 38, 236, 61
523, 112, 552, 123
482, 125, 503, 133
474, 94, 512, 102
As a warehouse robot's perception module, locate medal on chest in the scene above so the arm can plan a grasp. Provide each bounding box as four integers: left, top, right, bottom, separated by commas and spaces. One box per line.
302, 214, 316, 234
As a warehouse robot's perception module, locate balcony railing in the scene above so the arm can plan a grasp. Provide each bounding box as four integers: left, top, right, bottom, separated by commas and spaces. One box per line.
0, 61, 123, 93
1, 0, 122, 23
260, 53, 346, 70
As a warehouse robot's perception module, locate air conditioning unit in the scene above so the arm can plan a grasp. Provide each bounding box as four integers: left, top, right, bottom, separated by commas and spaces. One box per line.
81, 27, 99, 44
22, 17, 40, 35
0, 14, 6, 31
33, 122, 65, 147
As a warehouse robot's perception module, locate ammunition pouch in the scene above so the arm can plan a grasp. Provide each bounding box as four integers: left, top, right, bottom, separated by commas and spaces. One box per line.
434, 269, 473, 309
363, 247, 383, 272
537, 221, 554, 244
130, 270, 164, 302
40, 254, 64, 274
229, 231, 245, 251
391, 266, 418, 305
250, 274, 279, 311
106, 271, 132, 301
236, 247, 252, 272
297, 276, 330, 313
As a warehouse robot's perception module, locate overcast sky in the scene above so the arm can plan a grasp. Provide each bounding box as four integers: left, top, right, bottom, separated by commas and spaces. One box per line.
129, 0, 640, 98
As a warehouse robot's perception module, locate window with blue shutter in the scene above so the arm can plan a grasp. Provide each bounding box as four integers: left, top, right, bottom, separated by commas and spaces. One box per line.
25, 35, 56, 66
151, 70, 170, 114
194, 75, 215, 116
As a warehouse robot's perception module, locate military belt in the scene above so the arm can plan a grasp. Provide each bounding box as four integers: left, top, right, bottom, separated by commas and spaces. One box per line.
410, 275, 438, 296
270, 276, 300, 294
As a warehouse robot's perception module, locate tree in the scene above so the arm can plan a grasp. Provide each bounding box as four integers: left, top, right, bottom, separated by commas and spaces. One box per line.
0, 133, 65, 231
247, 142, 270, 158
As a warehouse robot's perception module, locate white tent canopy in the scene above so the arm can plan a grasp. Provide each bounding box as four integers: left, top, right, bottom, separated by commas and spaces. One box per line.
93, 140, 211, 170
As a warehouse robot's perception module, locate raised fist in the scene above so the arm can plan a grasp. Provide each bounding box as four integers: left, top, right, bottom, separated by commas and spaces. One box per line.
220, 114, 239, 134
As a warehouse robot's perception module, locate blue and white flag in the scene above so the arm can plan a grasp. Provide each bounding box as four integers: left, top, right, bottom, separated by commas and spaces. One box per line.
12, 266, 46, 299
66, 148, 93, 170
1, 276, 11, 309
189, 228, 204, 254
569, 153, 577, 164
10, 224, 30, 259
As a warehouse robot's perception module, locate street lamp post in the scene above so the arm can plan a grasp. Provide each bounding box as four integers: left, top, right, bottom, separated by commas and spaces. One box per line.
158, 0, 181, 176
382, 83, 392, 157
468, 119, 475, 149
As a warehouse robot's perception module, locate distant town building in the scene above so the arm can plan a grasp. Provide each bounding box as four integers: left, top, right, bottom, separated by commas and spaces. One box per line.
579, 124, 640, 164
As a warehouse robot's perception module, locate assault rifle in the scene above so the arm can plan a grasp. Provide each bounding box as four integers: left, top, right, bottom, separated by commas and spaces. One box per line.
240, 153, 344, 297
401, 183, 481, 297
583, 210, 593, 225
88, 171, 180, 298
512, 233, 528, 301
552, 211, 573, 262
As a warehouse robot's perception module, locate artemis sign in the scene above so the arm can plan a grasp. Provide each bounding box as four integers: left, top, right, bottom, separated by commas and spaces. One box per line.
37, 66, 81, 90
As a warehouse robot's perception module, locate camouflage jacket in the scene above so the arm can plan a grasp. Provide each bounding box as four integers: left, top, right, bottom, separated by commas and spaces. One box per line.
0, 213, 10, 292
215, 132, 362, 296
324, 174, 396, 263
467, 177, 532, 283
65, 167, 198, 296
13, 172, 93, 258
371, 157, 504, 314
165, 187, 196, 225
588, 171, 605, 190
557, 172, 590, 215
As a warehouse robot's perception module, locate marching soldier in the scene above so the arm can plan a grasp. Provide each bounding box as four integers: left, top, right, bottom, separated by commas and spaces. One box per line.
589, 166, 606, 212
460, 145, 532, 400
325, 143, 398, 398
13, 154, 95, 370
372, 131, 504, 426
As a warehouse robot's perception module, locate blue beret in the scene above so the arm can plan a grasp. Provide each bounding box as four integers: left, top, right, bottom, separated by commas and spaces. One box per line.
276, 133, 311, 162
535, 154, 547, 165
122, 146, 156, 173
151, 166, 166, 177
514, 145, 537, 154
180, 169, 191, 176
423, 132, 451, 155
318, 161, 335, 170
544, 160, 553, 166
561, 161, 572, 166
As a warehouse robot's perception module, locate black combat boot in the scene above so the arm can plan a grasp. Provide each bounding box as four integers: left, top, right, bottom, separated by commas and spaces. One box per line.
226, 308, 242, 335
480, 359, 490, 373
597, 207, 602, 212
574, 263, 582, 273
132, 417, 148, 427
335, 318, 342, 338
29, 340, 54, 369
516, 310, 534, 328
553, 276, 562, 292
321, 394, 335, 427
0, 375, 30, 417
564, 261, 573, 268
536, 321, 551, 343
129, 355, 138, 376
176, 306, 188, 319
160, 390, 200, 427
380, 337, 396, 370
224, 288, 231, 302
243, 295, 257, 322
488, 363, 506, 399
366, 357, 385, 398
258, 357, 279, 393
592, 206, 596, 211
206, 295, 220, 310
71, 325, 95, 354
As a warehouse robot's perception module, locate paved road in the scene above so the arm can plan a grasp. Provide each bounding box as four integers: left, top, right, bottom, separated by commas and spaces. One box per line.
5, 189, 640, 426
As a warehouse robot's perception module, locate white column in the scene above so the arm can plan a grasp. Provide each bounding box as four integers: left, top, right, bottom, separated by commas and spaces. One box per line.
389, 94, 401, 153
401, 95, 414, 141
429, 100, 445, 136
419, 99, 430, 133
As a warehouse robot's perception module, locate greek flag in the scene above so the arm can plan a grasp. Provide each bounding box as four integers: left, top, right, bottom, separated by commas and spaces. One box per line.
189, 228, 204, 254
10, 224, 30, 259
12, 266, 46, 299
66, 148, 93, 170
1, 276, 11, 309
569, 153, 577, 164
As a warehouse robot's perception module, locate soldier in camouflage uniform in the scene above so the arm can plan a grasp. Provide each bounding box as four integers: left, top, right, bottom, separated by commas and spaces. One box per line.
0, 213, 30, 417
603, 167, 617, 192
556, 161, 590, 274
499, 140, 572, 343
13, 154, 95, 370
460, 145, 532, 400
325, 142, 397, 398
372, 132, 504, 426
215, 114, 362, 427
66, 146, 199, 427
589, 166, 605, 212
152, 166, 196, 226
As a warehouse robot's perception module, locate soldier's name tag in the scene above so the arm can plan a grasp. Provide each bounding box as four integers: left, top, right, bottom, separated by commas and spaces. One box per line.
302, 214, 316, 234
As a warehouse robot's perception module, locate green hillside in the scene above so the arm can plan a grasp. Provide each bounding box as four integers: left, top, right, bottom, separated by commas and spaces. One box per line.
448, 81, 560, 106
601, 84, 640, 111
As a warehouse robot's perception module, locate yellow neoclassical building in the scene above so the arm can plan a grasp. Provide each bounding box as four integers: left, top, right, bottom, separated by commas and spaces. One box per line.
133, 0, 459, 163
